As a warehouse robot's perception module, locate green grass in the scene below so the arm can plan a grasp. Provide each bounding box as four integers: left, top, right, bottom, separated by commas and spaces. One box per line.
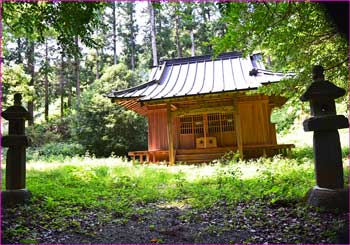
2, 150, 348, 214
2, 147, 349, 243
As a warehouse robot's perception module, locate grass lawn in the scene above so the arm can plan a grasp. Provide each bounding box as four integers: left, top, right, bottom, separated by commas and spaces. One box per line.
1, 147, 349, 244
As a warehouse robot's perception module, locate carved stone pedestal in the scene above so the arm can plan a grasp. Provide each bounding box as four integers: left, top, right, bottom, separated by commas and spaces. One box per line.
2, 189, 32, 207
306, 186, 349, 212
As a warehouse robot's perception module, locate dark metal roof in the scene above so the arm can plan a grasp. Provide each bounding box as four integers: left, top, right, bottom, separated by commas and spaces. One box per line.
107, 52, 291, 102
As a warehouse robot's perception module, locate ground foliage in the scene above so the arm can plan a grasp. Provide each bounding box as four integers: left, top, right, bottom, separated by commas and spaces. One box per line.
2, 152, 349, 244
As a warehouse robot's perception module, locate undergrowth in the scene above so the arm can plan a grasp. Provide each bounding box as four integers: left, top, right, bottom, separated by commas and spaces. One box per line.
2, 148, 349, 244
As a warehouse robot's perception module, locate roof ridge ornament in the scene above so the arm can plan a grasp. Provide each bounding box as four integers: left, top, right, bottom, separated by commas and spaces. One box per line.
154, 61, 167, 84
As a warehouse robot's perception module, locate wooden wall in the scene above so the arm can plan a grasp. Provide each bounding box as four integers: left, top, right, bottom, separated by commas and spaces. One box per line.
147, 94, 279, 152
238, 99, 275, 145
148, 109, 168, 151
147, 108, 178, 151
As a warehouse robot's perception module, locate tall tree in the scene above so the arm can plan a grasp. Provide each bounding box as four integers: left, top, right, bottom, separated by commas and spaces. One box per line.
148, 1, 158, 66
16, 38, 23, 64
173, 3, 182, 58
25, 40, 35, 125
196, 2, 218, 55
112, 1, 117, 65
95, 48, 100, 80
44, 39, 49, 121
182, 2, 197, 56
117, 2, 139, 71
60, 48, 65, 120
75, 36, 81, 106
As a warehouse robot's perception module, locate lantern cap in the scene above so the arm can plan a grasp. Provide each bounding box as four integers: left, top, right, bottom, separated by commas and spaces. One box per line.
300, 65, 345, 101
1, 93, 31, 120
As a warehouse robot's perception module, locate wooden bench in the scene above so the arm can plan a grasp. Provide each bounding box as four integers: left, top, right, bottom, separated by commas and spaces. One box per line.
128, 150, 169, 163
128, 151, 150, 163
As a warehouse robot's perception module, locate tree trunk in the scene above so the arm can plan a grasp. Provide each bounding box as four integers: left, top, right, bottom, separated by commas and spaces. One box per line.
148, 1, 158, 66
44, 40, 49, 122
75, 36, 81, 107
175, 5, 182, 58
67, 56, 72, 108
112, 1, 117, 65
96, 48, 100, 80
16, 38, 23, 64
60, 50, 65, 120
190, 29, 195, 56
130, 3, 136, 71
26, 41, 35, 125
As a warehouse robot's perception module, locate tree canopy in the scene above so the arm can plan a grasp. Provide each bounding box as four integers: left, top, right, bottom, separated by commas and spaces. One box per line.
214, 2, 348, 98
2, 2, 105, 54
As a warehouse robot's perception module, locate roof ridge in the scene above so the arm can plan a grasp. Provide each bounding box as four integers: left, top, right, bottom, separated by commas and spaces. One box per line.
159, 51, 242, 66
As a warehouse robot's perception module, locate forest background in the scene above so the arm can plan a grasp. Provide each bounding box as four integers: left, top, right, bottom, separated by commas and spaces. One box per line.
2, 1, 348, 158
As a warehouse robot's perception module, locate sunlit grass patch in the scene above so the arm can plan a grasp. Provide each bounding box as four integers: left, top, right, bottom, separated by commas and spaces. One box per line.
2, 150, 349, 244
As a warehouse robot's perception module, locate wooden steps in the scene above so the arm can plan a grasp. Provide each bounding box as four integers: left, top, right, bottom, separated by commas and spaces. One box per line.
176, 147, 234, 155
176, 153, 224, 163
175, 147, 233, 163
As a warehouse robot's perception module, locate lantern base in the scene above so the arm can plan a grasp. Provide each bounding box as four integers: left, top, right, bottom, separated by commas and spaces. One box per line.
1, 189, 32, 207
306, 186, 349, 212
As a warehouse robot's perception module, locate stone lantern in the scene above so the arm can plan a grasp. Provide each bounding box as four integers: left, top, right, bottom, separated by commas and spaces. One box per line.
300, 65, 349, 211
2, 93, 32, 206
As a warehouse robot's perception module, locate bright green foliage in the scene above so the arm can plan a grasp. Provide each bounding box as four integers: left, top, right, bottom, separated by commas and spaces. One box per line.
4, 152, 348, 211
214, 2, 348, 98
95, 64, 138, 93
28, 142, 85, 161
2, 64, 33, 108
69, 64, 147, 157
3, 2, 106, 54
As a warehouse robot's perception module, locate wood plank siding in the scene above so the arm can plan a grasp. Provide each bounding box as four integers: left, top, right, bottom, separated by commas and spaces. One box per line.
147, 109, 168, 151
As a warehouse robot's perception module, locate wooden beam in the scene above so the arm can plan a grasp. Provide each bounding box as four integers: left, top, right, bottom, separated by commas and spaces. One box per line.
234, 100, 243, 159
143, 91, 246, 105
176, 106, 234, 116
167, 103, 175, 165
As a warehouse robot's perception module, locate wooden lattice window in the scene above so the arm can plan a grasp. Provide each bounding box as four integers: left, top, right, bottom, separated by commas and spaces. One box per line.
180, 116, 193, 134
208, 113, 234, 133
221, 113, 234, 132
193, 115, 203, 135
180, 113, 233, 135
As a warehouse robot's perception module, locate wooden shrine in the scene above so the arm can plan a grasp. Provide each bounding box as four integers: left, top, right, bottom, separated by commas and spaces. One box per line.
108, 52, 294, 164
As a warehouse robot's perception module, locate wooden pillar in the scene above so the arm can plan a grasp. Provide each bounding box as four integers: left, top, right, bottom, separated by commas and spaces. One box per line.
234, 100, 243, 159
167, 104, 175, 165
203, 114, 208, 148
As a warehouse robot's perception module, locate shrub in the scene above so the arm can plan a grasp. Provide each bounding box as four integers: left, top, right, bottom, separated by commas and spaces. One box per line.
27, 142, 85, 161
26, 117, 71, 147
69, 64, 147, 157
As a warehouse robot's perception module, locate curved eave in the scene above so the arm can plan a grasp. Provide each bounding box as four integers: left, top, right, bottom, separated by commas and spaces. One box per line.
113, 97, 147, 116
106, 79, 158, 98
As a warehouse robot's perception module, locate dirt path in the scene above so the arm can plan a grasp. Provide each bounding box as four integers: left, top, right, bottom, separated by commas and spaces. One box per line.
2, 200, 348, 244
